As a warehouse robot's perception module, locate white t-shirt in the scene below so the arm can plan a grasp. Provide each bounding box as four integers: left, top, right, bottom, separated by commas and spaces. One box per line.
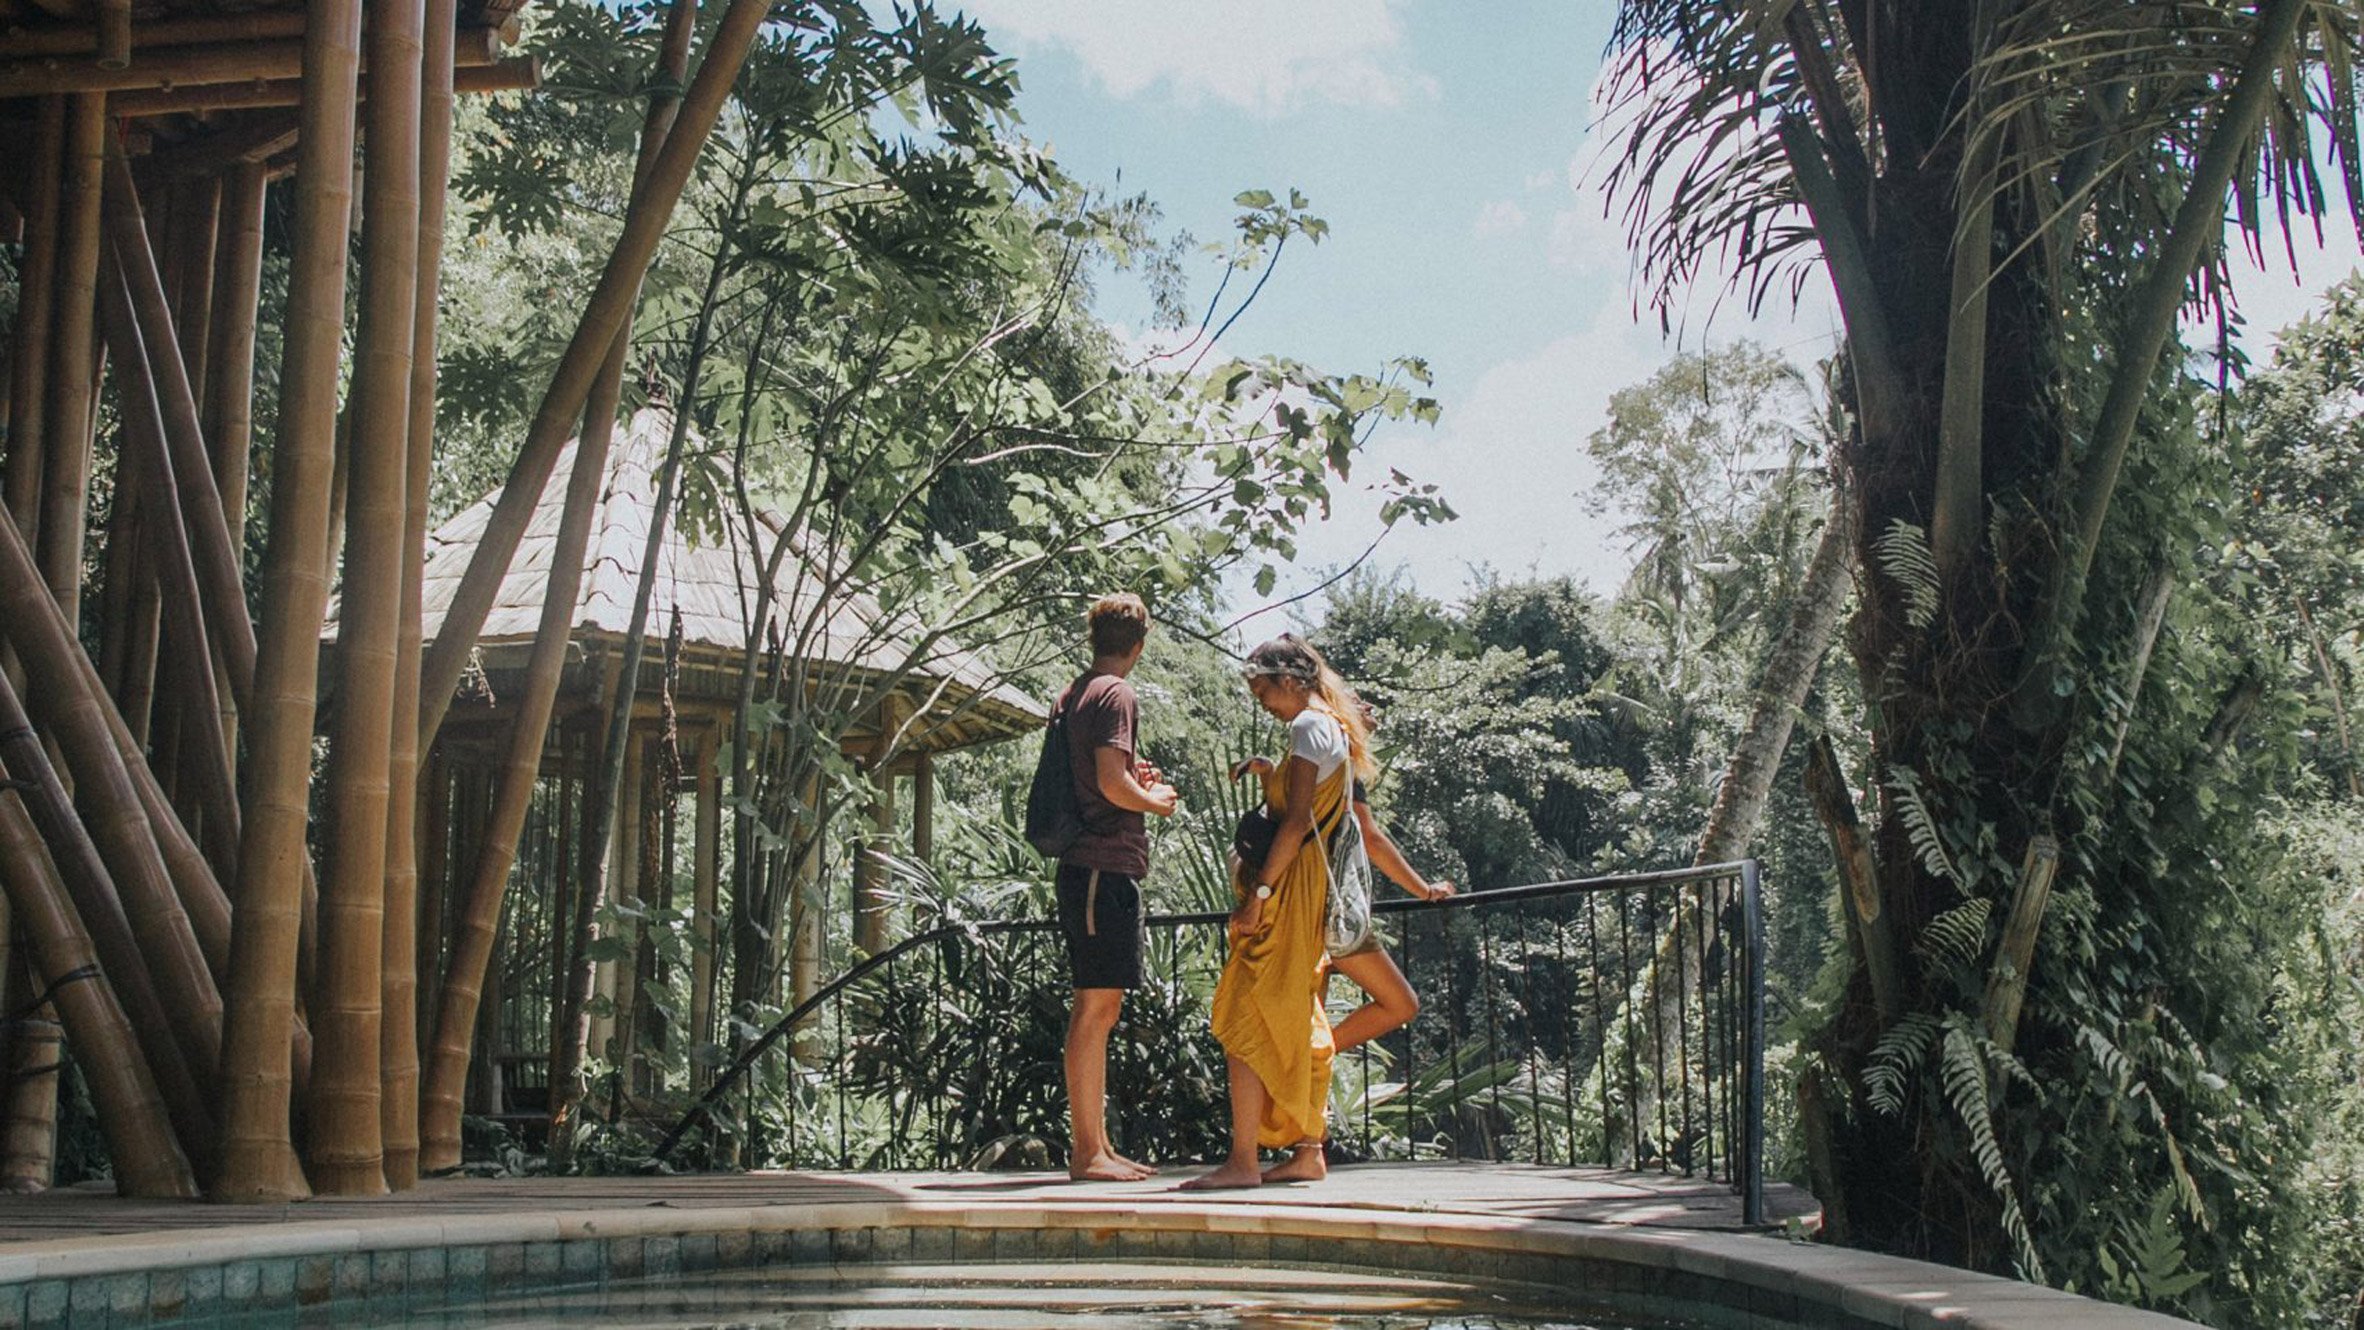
1288, 707, 1348, 781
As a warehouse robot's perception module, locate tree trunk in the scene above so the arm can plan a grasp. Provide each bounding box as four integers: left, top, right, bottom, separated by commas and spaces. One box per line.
213, 0, 364, 1205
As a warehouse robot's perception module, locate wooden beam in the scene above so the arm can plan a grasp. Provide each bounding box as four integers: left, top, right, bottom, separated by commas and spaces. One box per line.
2, 96, 61, 545
149, 115, 299, 180
109, 55, 537, 119
1, 26, 497, 99
1, 11, 307, 59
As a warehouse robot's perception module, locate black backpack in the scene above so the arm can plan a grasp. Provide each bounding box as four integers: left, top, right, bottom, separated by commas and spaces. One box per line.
1023, 691, 1085, 859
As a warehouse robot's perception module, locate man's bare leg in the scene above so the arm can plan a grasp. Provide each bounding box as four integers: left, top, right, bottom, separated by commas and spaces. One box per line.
1262, 1141, 1328, 1182
1180, 1055, 1268, 1190
1066, 987, 1150, 1180
1328, 948, 1420, 1055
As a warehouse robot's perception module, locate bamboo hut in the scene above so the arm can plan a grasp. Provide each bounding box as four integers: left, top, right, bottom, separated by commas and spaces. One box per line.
326, 406, 1041, 1134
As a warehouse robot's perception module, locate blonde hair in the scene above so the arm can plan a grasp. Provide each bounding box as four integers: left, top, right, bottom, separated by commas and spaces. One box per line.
1244, 634, 1377, 783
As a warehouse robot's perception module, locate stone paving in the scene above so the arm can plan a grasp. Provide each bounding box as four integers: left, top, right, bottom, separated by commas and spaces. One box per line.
0, 1163, 1815, 1242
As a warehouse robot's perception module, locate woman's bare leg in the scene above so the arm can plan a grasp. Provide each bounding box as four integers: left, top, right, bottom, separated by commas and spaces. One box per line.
1180, 1055, 1268, 1190
1328, 947, 1419, 1055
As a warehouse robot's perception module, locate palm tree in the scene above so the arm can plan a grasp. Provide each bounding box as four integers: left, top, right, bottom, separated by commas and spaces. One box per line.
1603, 0, 2358, 1288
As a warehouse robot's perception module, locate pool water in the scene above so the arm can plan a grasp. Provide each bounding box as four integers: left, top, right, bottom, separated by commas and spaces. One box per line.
247, 1262, 1704, 1329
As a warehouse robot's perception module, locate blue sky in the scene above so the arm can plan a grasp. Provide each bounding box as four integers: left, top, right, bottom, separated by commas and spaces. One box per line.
957, 1, 2363, 612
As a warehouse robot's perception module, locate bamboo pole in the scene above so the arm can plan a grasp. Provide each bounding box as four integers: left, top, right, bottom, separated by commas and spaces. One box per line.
688, 741, 718, 1081
0, 999, 59, 1193
602, 737, 644, 1095
3, 97, 63, 544
2, 12, 308, 57
95, 260, 242, 874
107, 56, 537, 117
35, 94, 105, 627
0, 28, 500, 98
164, 176, 220, 405
379, 0, 456, 1193
203, 162, 267, 540
101, 147, 258, 707
93, 0, 133, 69
417, 435, 611, 1173
308, 0, 425, 1198
417, 0, 770, 749
214, 0, 364, 1206
0, 671, 215, 1172
0, 511, 225, 1088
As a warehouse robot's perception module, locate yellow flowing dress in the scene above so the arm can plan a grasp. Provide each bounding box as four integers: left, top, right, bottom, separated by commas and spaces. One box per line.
1211, 750, 1346, 1149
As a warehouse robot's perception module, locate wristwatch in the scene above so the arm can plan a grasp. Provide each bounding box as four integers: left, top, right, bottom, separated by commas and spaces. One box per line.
1253, 883, 1274, 900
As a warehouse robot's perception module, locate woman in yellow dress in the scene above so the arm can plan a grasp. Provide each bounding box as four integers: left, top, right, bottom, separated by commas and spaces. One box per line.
1183, 635, 1374, 1190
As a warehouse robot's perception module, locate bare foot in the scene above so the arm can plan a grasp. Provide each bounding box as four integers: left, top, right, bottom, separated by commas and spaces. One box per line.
1177, 1161, 1265, 1191
1069, 1152, 1153, 1182
1261, 1145, 1327, 1183
1110, 1150, 1157, 1177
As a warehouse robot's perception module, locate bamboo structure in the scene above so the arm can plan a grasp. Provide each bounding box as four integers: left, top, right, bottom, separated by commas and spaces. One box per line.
1, 0, 1056, 1201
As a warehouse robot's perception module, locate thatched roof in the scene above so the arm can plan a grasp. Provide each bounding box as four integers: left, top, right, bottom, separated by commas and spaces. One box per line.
337, 406, 1044, 755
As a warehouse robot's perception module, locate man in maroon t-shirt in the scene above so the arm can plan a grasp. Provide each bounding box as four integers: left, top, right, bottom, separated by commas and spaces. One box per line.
1051, 593, 1179, 1181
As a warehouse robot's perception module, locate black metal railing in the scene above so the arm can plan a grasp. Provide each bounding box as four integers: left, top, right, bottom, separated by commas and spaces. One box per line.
656, 861, 1765, 1223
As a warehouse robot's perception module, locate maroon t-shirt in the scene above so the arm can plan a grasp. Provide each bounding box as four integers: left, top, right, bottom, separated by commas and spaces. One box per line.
1057, 671, 1151, 878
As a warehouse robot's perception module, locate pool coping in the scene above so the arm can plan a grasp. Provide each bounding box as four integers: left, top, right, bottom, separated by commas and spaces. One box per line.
0, 1197, 2201, 1329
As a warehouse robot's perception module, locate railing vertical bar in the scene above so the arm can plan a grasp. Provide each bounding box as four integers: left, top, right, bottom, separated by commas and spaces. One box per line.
1674, 879, 1694, 1178
1402, 904, 1421, 1156
1742, 859, 1766, 1226
1723, 870, 1744, 1187
1477, 907, 1505, 1161
1519, 899, 1543, 1165
1583, 892, 1609, 1168
1614, 888, 1642, 1168
1695, 877, 1719, 1182
1642, 883, 1669, 1173
1553, 903, 1578, 1164
1442, 900, 1465, 1158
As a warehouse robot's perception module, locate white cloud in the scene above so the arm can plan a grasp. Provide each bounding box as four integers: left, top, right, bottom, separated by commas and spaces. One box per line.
959, 0, 1429, 115
1473, 200, 1529, 239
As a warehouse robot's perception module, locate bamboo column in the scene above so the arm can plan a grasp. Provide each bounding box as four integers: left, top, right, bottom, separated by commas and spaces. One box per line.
101, 147, 258, 706
3, 97, 63, 543
606, 737, 644, 1092
912, 751, 934, 863
309, 0, 426, 1198
35, 95, 106, 625
417, 439, 615, 1172
853, 757, 896, 956
0, 802, 195, 1196
381, 0, 458, 1192
688, 739, 719, 1083
0, 512, 225, 1085
0, 675, 213, 1166
202, 163, 268, 548
214, 0, 366, 1205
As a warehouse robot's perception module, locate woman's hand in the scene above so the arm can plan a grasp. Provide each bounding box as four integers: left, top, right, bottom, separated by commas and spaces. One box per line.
1420, 879, 1458, 902
1228, 756, 1274, 782
1228, 897, 1263, 942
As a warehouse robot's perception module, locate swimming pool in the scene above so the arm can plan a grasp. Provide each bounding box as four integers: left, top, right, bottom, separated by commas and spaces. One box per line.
0, 1197, 2203, 1328
176, 1261, 1699, 1328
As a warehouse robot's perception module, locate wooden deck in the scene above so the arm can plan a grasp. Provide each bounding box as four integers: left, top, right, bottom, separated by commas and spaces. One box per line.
0, 1165, 1815, 1245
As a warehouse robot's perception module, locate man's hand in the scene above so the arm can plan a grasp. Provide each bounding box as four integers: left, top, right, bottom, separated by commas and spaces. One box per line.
1133, 758, 1165, 787
1422, 879, 1458, 902
1146, 783, 1179, 817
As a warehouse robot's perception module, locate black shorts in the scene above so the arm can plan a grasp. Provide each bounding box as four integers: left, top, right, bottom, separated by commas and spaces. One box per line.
1055, 863, 1144, 990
